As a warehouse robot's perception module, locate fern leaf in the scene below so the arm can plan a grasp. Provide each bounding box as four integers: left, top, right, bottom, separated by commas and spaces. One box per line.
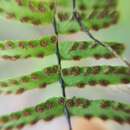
0, 0, 54, 25
0, 35, 56, 60
67, 97, 130, 124
0, 65, 129, 94
0, 65, 59, 94
56, 0, 119, 33
0, 0, 118, 30
0, 38, 125, 61
0, 97, 65, 130
0, 97, 130, 130
60, 41, 125, 60
62, 66, 130, 87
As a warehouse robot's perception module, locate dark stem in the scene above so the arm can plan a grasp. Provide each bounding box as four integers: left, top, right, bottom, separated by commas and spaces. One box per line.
53, 16, 72, 130
73, 0, 76, 11
72, 4, 130, 67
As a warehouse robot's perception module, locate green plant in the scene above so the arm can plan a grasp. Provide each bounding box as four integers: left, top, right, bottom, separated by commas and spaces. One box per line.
0, 0, 130, 130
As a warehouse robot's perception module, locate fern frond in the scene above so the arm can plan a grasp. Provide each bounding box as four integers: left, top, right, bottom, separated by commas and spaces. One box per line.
0, 65, 59, 94
68, 97, 130, 124
56, 0, 119, 33
0, 65, 129, 94
0, 0, 118, 30
0, 97, 65, 130
0, 0, 54, 25
60, 41, 125, 60
0, 35, 56, 60
0, 97, 130, 130
0, 38, 125, 61
0, 0, 129, 130
62, 66, 130, 87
